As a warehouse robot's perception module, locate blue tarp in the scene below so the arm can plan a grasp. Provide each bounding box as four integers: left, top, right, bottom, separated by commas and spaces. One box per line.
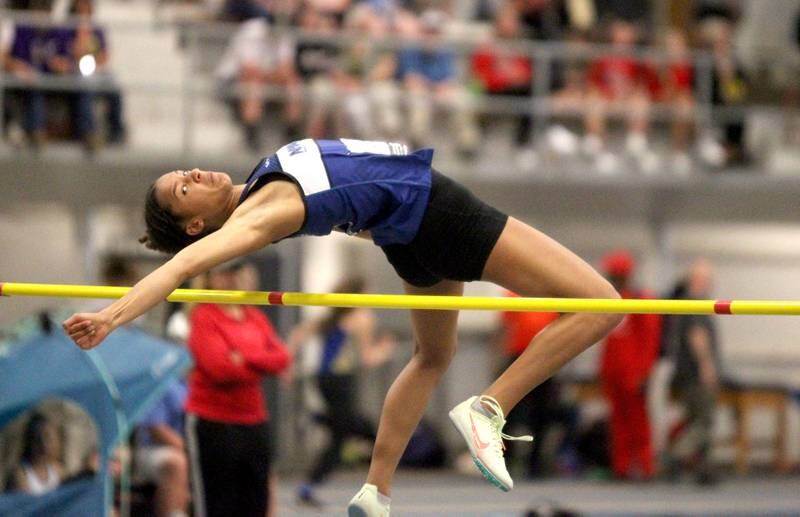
0, 327, 191, 517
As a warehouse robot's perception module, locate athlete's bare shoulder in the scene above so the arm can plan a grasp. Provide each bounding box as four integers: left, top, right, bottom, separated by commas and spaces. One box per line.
229, 178, 305, 240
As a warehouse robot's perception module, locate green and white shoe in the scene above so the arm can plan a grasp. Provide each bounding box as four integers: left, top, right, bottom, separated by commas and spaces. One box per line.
449, 395, 533, 491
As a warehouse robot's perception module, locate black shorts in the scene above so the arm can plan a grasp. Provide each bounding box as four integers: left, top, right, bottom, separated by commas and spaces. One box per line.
381, 170, 509, 288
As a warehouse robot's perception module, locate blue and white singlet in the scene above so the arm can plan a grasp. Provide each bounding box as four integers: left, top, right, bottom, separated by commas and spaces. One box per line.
237, 139, 434, 246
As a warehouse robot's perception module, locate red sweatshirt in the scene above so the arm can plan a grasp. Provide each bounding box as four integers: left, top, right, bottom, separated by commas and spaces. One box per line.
185, 304, 291, 424
600, 289, 662, 391
471, 46, 532, 93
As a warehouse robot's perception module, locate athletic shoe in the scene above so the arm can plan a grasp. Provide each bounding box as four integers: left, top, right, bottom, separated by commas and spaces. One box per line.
347, 483, 390, 517
449, 395, 532, 492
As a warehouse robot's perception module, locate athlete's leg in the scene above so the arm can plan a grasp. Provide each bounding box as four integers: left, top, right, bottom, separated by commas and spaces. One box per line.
481, 217, 622, 414
366, 279, 463, 495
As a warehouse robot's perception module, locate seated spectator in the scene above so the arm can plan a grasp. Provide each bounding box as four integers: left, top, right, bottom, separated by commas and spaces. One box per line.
134, 379, 190, 517
220, 0, 274, 22
4, 10, 53, 149
396, 9, 478, 156
294, 4, 344, 139
11, 413, 64, 495
309, 0, 352, 25
697, 16, 749, 167
1, 17, 14, 134
583, 18, 659, 173
47, 0, 127, 150
215, 17, 302, 150
516, 0, 571, 40
332, 4, 400, 139
657, 28, 695, 174
471, 4, 536, 166
544, 30, 590, 157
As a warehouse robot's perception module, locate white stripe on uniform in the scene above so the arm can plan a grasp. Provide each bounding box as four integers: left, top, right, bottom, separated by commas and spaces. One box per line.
276, 139, 331, 195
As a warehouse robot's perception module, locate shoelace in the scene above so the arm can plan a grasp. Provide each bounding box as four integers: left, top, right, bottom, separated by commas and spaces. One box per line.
479, 395, 534, 455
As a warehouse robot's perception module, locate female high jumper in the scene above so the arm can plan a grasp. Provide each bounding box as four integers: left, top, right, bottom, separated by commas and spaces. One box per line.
63, 138, 621, 517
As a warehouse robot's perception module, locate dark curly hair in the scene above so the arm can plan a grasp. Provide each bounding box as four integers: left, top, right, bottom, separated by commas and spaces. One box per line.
21, 413, 55, 464
139, 184, 205, 254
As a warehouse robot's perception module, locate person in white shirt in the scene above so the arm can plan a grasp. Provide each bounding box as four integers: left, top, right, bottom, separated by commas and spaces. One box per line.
13, 413, 64, 495
215, 18, 302, 150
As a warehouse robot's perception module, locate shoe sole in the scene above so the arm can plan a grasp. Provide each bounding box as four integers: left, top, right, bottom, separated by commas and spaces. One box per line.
448, 408, 511, 492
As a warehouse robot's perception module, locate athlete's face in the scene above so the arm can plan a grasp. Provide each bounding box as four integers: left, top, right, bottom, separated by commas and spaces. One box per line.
154, 169, 233, 235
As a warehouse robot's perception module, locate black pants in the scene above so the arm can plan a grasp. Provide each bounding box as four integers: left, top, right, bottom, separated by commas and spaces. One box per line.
308, 374, 376, 483
186, 414, 270, 517
495, 85, 534, 147
501, 360, 578, 478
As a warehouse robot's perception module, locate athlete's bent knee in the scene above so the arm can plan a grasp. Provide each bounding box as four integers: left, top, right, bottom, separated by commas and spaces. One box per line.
412, 340, 455, 372
585, 279, 624, 331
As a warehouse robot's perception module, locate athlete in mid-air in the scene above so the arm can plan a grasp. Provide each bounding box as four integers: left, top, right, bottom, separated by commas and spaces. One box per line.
64, 138, 621, 517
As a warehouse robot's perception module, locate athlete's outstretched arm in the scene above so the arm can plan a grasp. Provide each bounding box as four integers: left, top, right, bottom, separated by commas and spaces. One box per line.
63, 189, 303, 350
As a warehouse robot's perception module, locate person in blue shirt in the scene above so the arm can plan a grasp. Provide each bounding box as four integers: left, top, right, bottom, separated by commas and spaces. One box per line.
134, 379, 190, 517
64, 138, 622, 517
292, 276, 397, 508
395, 9, 478, 154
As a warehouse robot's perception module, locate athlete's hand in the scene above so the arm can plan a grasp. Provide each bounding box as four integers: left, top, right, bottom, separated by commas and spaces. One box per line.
62, 312, 113, 350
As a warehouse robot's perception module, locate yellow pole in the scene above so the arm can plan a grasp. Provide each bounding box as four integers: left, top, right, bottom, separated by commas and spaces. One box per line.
4, 281, 800, 315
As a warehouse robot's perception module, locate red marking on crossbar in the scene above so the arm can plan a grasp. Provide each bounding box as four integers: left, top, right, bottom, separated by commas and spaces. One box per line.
268, 292, 284, 305
713, 300, 732, 315
0, 283, 4, 296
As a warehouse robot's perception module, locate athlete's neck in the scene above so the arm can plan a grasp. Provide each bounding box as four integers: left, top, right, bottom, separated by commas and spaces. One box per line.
221, 184, 247, 219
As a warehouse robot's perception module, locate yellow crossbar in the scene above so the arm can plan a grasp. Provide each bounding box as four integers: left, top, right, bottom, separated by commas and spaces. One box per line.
3, 281, 800, 315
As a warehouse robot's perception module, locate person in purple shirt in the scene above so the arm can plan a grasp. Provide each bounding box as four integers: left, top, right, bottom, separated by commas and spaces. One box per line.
4, 15, 54, 148
47, 0, 127, 149
395, 9, 477, 156
134, 379, 190, 517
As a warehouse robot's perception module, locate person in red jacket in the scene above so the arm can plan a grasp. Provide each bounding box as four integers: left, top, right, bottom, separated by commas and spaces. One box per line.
471, 4, 535, 157
184, 259, 291, 517
583, 19, 660, 172
599, 251, 662, 480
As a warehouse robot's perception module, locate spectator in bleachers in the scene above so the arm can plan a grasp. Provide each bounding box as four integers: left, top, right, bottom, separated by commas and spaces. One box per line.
657, 28, 695, 174
662, 258, 720, 486
294, 4, 344, 138
11, 413, 64, 494
216, 17, 302, 150
599, 250, 661, 481
47, 0, 127, 150
515, 0, 571, 40
333, 4, 400, 139
1, 16, 14, 133
396, 8, 478, 156
220, 0, 273, 22
471, 4, 536, 167
309, 0, 352, 25
583, 18, 659, 174
134, 379, 190, 517
698, 16, 749, 167
4, 7, 53, 149
545, 30, 589, 157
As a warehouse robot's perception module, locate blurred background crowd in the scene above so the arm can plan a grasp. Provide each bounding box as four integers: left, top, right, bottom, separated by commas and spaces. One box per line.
3, 0, 800, 174
4, 0, 800, 516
